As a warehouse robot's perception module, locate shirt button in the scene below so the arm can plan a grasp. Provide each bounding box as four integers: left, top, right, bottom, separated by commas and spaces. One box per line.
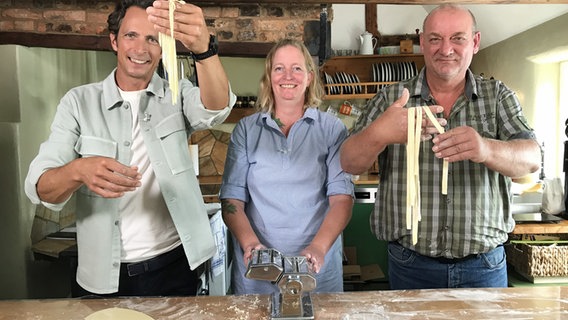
124, 105, 129, 110
114, 220, 119, 226
124, 141, 131, 147
113, 262, 119, 268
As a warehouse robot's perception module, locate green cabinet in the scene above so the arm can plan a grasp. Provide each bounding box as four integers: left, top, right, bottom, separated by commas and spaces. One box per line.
343, 185, 389, 288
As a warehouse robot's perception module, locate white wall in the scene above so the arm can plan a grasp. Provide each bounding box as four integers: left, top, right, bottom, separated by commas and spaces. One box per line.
331, 4, 426, 51
0, 45, 27, 299
331, 4, 568, 52
0, 45, 116, 299
473, 13, 568, 179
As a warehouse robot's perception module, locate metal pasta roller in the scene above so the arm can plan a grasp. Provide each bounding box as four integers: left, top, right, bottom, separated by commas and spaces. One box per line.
246, 248, 316, 320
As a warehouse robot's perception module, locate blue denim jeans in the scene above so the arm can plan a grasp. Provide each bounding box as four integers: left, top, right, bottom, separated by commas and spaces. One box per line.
387, 241, 508, 289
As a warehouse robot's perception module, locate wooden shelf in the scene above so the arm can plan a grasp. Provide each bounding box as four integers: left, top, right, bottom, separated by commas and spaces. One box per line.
324, 81, 397, 100
321, 54, 424, 100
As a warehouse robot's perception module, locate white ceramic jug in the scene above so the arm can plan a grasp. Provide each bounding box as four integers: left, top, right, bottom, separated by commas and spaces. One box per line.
359, 31, 377, 55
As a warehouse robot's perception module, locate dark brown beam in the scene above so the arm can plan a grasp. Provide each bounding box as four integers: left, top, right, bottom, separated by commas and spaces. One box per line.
365, 4, 380, 39
0, 32, 274, 57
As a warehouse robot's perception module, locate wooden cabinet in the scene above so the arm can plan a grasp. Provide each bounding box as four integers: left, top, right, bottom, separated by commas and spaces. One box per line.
320, 54, 425, 100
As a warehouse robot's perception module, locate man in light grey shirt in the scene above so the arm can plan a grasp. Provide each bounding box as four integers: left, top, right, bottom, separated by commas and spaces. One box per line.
25, 0, 235, 297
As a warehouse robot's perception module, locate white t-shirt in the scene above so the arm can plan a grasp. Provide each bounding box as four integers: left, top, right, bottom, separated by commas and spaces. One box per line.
118, 89, 180, 263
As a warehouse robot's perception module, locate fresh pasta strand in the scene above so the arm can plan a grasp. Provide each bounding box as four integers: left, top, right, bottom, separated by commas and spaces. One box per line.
159, 0, 185, 105
406, 107, 416, 231
422, 106, 449, 195
411, 107, 422, 245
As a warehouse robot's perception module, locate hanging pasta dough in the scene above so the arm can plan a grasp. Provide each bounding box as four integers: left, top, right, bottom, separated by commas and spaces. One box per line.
406, 106, 448, 245
159, 0, 185, 105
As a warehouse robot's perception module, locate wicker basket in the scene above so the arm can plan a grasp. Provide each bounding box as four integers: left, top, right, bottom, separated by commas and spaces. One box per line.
506, 241, 568, 278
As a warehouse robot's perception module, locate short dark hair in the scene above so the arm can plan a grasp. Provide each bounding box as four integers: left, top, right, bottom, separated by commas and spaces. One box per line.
107, 0, 154, 35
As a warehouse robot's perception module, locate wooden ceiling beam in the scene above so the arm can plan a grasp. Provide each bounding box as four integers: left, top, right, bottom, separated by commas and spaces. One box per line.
0, 32, 274, 57
365, 4, 380, 39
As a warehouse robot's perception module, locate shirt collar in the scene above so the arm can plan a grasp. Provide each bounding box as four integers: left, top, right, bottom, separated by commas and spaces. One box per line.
259, 106, 318, 127
413, 68, 479, 102
102, 69, 165, 110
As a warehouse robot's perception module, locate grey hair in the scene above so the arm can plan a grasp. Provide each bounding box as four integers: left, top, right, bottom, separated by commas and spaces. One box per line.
422, 4, 478, 33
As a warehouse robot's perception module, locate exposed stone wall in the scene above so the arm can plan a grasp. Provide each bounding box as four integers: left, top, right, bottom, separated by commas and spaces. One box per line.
0, 1, 329, 43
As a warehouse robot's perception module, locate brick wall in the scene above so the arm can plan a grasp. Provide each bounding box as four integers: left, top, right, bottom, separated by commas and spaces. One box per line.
0, 1, 330, 44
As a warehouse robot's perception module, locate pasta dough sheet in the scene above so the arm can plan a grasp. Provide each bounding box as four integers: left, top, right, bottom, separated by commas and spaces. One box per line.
85, 307, 155, 320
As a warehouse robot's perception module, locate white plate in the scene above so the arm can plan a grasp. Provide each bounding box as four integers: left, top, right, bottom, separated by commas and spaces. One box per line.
339, 72, 350, 94
334, 73, 343, 94
345, 73, 353, 94
394, 62, 401, 81
353, 74, 362, 94
383, 62, 391, 82
348, 73, 357, 94
372, 63, 378, 82
401, 61, 409, 80
341, 72, 351, 94
410, 61, 418, 77
324, 72, 335, 95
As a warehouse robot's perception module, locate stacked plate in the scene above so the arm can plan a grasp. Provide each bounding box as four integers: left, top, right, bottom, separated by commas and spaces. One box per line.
324, 72, 362, 95
323, 72, 338, 95
372, 61, 418, 83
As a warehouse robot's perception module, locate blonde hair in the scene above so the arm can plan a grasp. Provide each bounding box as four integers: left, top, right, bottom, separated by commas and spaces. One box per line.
256, 38, 324, 114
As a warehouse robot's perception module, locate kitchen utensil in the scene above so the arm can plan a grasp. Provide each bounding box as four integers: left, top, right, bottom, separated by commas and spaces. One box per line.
246, 248, 316, 320
358, 31, 377, 55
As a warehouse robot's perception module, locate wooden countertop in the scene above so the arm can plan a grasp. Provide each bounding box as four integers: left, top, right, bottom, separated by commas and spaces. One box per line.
2, 286, 567, 319
511, 219, 568, 234
353, 173, 379, 185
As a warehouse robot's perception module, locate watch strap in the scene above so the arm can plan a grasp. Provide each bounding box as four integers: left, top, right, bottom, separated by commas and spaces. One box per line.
191, 34, 218, 61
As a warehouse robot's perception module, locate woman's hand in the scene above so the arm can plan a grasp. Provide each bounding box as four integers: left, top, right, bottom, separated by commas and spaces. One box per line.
242, 243, 267, 267
301, 244, 326, 273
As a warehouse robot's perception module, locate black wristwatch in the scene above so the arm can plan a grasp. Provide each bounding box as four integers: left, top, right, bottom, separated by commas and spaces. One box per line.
190, 34, 218, 62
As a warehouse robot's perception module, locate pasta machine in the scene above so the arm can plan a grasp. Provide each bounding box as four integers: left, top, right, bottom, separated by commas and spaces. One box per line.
246, 248, 316, 320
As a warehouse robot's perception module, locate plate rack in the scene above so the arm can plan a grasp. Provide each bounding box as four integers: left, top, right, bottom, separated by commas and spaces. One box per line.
320, 54, 425, 101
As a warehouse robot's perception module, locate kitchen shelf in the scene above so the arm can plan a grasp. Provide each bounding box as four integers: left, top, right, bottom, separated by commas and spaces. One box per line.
321, 54, 425, 101
324, 81, 397, 100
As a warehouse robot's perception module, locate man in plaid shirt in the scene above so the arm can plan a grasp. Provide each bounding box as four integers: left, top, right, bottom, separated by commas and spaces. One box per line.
340, 4, 541, 289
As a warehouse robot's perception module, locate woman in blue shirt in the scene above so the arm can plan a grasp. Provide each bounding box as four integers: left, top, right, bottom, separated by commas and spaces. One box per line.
220, 39, 354, 294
